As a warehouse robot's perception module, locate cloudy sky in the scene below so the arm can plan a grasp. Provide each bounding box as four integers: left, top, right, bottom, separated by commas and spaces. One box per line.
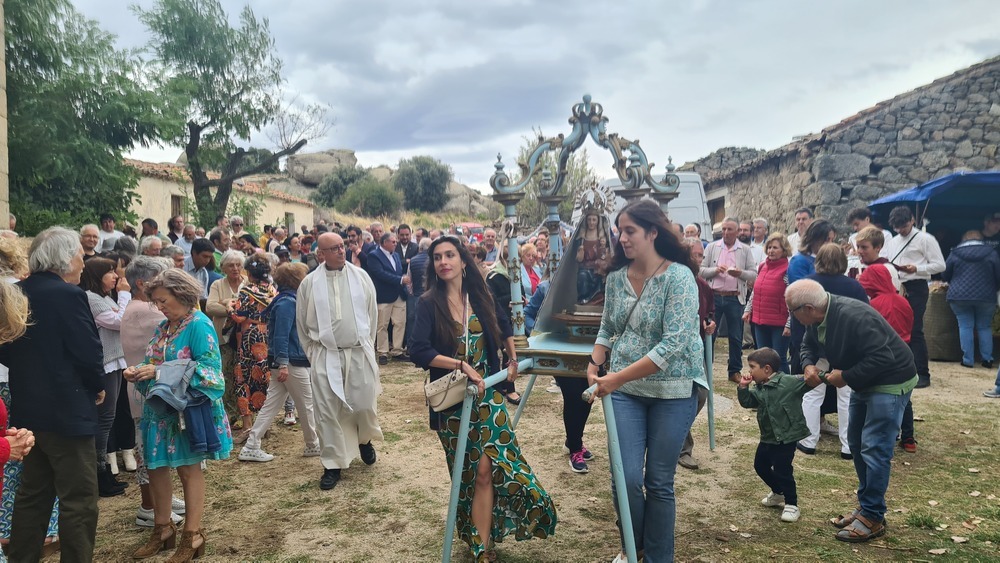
71, 0, 1000, 191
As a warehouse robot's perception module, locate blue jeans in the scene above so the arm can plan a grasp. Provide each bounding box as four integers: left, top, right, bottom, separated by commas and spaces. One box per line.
713, 295, 744, 375
949, 300, 996, 366
754, 324, 790, 373
610, 387, 698, 563
847, 389, 911, 523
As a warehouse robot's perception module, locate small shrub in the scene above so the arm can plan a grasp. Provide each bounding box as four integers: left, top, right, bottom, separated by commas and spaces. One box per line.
335, 178, 401, 217
313, 166, 373, 207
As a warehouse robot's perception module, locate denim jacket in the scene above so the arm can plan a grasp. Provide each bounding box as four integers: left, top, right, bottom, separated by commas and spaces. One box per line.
264, 289, 309, 367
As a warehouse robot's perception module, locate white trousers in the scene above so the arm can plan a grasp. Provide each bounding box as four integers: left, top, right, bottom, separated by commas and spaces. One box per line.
376, 297, 406, 356
799, 383, 851, 453
246, 366, 319, 451
309, 366, 383, 470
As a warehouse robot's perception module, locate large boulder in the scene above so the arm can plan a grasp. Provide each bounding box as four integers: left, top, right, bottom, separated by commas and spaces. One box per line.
286, 149, 358, 186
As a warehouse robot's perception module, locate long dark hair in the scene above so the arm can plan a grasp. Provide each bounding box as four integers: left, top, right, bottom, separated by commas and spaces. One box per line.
608, 199, 688, 272
423, 236, 502, 357
800, 219, 835, 254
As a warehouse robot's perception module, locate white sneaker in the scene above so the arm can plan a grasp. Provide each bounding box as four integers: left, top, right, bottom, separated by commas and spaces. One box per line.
106, 453, 119, 475
761, 492, 785, 507
122, 449, 138, 472
303, 445, 321, 457
781, 504, 801, 522
546, 378, 560, 393
238, 447, 275, 462
171, 496, 186, 515
135, 506, 183, 527
283, 411, 297, 425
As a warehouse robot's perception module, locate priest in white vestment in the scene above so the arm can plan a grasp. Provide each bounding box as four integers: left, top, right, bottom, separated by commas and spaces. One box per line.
297, 233, 384, 490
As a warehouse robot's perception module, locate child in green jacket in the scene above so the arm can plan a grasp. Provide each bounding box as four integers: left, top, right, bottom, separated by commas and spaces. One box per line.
738, 348, 820, 523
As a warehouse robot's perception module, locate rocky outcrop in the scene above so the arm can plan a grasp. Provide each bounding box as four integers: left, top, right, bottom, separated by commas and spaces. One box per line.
679, 146, 767, 178
286, 149, 358, 186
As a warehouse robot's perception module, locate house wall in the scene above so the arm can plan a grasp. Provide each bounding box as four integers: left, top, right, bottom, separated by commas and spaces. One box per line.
132, 176, 314, 232
705, 56, 1000, 235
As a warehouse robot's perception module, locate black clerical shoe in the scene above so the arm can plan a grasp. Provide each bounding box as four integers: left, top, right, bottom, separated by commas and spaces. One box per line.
378, 355, 388, 365
360, 442, 377, 465
320, 468, 341, 490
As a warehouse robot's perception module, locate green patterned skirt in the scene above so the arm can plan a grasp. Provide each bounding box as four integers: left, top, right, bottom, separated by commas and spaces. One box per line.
437, 389, 557, 562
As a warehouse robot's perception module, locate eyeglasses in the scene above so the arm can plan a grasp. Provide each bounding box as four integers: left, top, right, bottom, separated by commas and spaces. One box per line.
232, 222, 243, 226
789, 304, 809, 314
318, 244, 345, 253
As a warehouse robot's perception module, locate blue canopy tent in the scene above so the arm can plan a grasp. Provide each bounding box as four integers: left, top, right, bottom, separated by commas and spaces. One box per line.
869, 171, 1000, 232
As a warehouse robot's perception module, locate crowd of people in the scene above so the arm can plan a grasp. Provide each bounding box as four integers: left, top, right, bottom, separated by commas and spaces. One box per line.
0, 198, 993, 561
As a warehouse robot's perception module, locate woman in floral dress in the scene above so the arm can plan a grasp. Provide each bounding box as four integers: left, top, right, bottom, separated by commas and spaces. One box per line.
124, 269, 232, 561
229, 256, 276, 442
410, 236, 556, 562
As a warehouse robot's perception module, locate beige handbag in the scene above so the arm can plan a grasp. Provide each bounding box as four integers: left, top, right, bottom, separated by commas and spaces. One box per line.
424, 299, 470, 412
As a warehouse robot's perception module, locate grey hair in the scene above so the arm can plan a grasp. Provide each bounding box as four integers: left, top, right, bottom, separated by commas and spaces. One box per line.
140, 236, 162, 253
143, 269, 202, 309
28, 227, 81, 275
125, 255, 170, 289
183, 223, 196, 233
160, 245, 184, 258
229, 215, 243, 224
418, 237, 432, 251
220, 249, 245, 268
263, 252, 280, 268
80, 224, 99, 235
752, 218, 769, 229
722, 216, 740, 225
785, 279, 828, 311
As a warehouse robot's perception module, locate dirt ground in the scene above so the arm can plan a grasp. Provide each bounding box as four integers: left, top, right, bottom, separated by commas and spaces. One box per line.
86, 346, 1000, 562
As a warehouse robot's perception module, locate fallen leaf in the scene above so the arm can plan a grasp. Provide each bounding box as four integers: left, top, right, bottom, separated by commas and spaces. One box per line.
588, 497, 598, 502
830, 489, 840, 493
962, 520, 978, 531
741, 416, 750, 421
729, 524, 739, 532
960, 429, 970, 435
904, 461, 911, 466
404, 419, 412, 424
968, 468, 980, 473
928, 548, 947, 555
928, 500, 939, 506
893, 508, 908, 513
739, 532, 752, 538
913, 415, 925, 421
722, 548, 730, 553
935, 524, 949, 531
970, 491, 982, 497
972, 518, 983, 525
852, 548, 859, 553
988, 495, 997, 500
951, 536, 968, 543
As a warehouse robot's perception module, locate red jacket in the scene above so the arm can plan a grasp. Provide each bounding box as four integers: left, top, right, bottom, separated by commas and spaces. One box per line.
751, 257, 789, 327
859, 265, 913, 343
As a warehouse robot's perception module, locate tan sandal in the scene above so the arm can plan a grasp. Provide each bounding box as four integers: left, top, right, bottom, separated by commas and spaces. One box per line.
835, 514, 886, 543
831, 507, 861, 528
166, 529, 206, 562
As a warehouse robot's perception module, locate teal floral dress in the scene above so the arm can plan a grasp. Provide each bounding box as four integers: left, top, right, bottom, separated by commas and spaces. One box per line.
136, 310, 233, 469
436, 313, 557, 562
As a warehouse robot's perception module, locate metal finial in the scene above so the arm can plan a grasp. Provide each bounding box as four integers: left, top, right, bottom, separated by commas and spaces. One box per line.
666, 156, 676, 173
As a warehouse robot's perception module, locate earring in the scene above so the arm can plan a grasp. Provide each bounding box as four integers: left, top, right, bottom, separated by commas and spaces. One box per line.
462, 268, 467, 278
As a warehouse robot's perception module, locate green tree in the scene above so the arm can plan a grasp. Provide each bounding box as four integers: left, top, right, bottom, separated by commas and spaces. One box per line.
136, 0, 327, 228
393, 156, 451, 212
336, 178, 401, 217
5, 0, 169, 234
312, 166, 373, 207
515, 128, 600, 227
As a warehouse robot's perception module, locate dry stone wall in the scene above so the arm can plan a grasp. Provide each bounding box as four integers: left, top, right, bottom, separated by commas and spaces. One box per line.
706, 56, 1000, 235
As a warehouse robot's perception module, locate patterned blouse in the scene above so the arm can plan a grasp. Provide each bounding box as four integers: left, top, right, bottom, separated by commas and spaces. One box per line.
595, 262, 707, 399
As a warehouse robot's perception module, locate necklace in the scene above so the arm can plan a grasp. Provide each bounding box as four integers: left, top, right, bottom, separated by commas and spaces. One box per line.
628, 257, 670, 280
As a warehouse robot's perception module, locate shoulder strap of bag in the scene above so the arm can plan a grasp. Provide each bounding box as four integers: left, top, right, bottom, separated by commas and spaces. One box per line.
889, 230, 918, 266
617, 257, 669, 337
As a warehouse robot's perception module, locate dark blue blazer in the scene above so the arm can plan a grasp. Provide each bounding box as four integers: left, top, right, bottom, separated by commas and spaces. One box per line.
367, 247, 407, 304
0, 272, 105, 436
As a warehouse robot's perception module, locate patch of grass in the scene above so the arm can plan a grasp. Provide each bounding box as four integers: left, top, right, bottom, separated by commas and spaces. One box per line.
383, 431, 403, 443
905, 511, 939, 529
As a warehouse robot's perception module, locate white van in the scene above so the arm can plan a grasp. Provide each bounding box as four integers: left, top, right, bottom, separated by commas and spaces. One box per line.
597, 172, 711, 236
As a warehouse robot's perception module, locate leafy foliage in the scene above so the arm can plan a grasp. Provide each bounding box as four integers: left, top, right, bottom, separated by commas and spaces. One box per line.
137, 0, 317, 227
336, 178, 401, 217
393, 156, 451, 213
5, 0, 169, 234
515, 128, 600, 227
313, 166, 374, 208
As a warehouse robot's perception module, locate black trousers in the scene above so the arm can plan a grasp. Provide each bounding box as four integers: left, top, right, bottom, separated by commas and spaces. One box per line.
10, 431, 98, 562
754, 441, 798, 506
902, 280, 930, 378
555, 376, 593, 453
107, 376, 136, 452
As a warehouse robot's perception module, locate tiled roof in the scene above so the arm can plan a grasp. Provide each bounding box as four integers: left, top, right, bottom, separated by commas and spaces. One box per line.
703, 55, 1000, 185
124, 158, 314, 207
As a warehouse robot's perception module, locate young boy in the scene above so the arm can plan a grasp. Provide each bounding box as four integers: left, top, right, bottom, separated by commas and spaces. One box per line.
738, 347, 819, 523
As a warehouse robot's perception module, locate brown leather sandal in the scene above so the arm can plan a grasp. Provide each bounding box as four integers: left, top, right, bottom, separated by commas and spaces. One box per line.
133, 522, 177, 559
835, 514, 886, 543
830, 507, 861, 529
166, 529, 206, 562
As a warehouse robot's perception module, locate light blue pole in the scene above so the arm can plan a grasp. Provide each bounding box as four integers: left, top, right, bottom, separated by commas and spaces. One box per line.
704, 334, 715, 451
511, 371, 537, 429
582, 383, 638, 563
442, 359, 534, 563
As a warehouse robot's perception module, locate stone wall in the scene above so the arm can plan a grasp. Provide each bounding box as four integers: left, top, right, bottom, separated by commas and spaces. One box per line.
0, 0, 8, 225
706, 55, 1000, 235
678, 146, 768, 176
